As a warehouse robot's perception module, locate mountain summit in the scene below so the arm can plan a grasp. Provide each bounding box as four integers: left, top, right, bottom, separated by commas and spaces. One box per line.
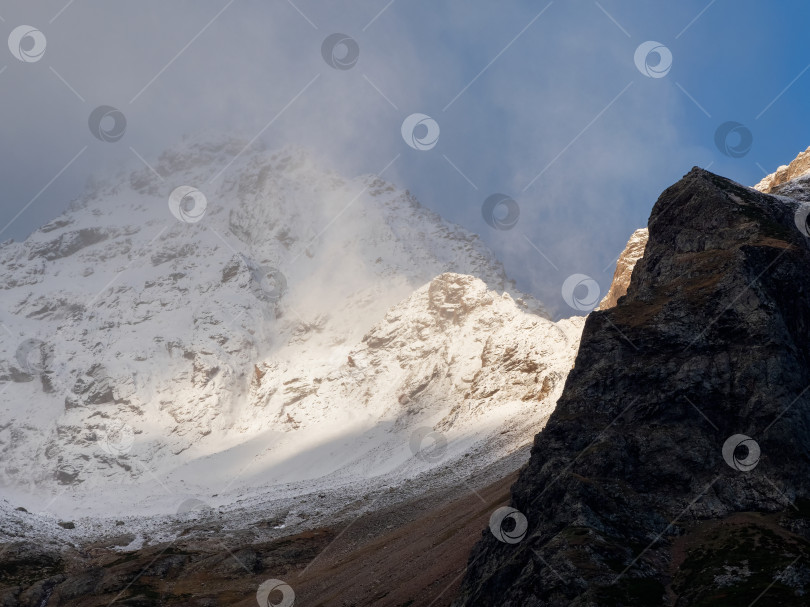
0, 138, 578, 521
454, 166, 810, 606
0, 137, 587, 607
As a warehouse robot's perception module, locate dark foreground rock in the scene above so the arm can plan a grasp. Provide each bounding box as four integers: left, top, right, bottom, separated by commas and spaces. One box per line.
453, 168, 810, 606
0, 528, 334, 607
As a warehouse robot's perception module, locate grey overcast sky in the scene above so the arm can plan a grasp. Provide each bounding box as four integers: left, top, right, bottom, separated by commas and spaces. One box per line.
1, 1, 808, 316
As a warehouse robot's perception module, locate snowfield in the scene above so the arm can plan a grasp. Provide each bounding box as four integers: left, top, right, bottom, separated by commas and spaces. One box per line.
0, 138, 583, 545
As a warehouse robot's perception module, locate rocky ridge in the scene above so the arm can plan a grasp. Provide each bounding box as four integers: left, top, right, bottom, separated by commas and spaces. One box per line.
599, 146, 810, 317
755, 145, 810, 193
454, 166, 810, 606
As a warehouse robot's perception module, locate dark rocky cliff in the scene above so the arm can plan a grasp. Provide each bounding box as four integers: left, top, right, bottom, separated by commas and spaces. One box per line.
453, 168, 810, 606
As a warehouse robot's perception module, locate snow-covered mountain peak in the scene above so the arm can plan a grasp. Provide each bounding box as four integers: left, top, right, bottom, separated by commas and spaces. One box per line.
0, 139, 573, 519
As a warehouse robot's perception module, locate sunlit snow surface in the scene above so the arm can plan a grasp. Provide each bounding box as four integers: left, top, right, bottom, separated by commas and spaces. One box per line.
0, 138, 582, 542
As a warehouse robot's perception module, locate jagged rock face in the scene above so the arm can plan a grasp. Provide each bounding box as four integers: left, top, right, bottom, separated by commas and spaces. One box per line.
454, 168, 810, 606
247, 271, 584, 477
603, 145, 810, 317
755, 145, 810, 193
597, 228, 648, 310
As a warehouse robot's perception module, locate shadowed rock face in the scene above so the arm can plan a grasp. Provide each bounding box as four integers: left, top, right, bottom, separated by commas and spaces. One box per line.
453, 168, 810, 606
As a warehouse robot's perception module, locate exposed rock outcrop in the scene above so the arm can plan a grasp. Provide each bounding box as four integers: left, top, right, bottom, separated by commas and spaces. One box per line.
597, 227, 648, 310
249, 272, 584, 461
755, 145, 810, 193
600, 146, 810, 315
454, 167, 810, 606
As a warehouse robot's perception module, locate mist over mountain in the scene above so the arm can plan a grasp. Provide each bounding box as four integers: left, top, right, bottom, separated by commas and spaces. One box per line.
3, 2, 810, 605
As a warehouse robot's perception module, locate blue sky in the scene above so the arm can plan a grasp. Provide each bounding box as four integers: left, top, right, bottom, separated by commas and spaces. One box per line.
1, 0, 808, 317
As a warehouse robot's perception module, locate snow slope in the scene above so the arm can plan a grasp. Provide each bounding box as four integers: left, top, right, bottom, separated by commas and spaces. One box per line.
0, 138, 581, 522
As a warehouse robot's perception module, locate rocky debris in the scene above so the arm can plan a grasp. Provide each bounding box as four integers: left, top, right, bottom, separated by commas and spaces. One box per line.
453, 167, 810, 606
0, 531, 332, 607
597, 227, 648, 310
0, 460, 519, 607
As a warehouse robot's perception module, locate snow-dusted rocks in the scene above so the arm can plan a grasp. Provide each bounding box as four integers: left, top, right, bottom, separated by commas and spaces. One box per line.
754, 145, 810, 193
246, 272, 583, 475
0, 138, 578, 520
